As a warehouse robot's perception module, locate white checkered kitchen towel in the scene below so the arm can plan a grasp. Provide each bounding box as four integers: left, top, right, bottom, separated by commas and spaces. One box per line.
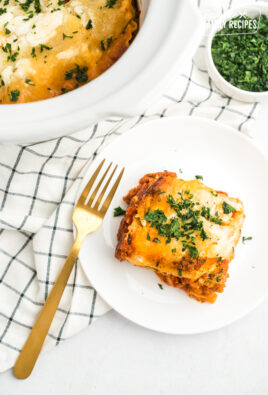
0, 0, 262, 371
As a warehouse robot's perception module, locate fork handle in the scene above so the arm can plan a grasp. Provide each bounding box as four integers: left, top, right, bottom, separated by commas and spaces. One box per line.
13, 233, 85, 379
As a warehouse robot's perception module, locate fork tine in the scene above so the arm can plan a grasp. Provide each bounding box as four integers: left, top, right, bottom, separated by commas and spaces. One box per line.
77, 159, 105, 206
87, 162, 113, 207
92, 165, 118, 210
100, 168, 125, 215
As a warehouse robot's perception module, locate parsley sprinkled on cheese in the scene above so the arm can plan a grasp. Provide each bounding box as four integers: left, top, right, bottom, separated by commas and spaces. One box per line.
8, 89, 20, 102
105, 0, 117, 8
158, 283, 163, 290
143, 190, 225, 259
86, 19, 93, 29
101, 37, 113, 51
25, 78, 35, 86
107, 36, 113, 47
210, 191, 218, 197
100, 40, 105, 51
222, 202, 235, 214
65, 65, 88, 83
195, 175, 203, 180
2, 43, 19, 62
62, 33, 73, 40
40, 44, 52, 52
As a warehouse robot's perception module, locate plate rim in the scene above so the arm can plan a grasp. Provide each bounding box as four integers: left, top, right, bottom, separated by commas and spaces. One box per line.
76, 115, 268, 335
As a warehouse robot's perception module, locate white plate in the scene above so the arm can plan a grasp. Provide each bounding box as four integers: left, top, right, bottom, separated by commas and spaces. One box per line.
77, 116, 268, 334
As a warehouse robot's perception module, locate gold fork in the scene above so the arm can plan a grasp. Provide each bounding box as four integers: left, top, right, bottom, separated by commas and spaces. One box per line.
13, 159, 124, 380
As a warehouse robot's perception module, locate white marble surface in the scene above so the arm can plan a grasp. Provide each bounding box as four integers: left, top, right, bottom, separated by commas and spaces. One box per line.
1, 104, 268, 395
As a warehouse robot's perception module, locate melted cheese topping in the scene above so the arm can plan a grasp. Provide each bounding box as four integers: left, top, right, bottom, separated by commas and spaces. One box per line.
115, 172, 245, 303
0, 0, 137, 103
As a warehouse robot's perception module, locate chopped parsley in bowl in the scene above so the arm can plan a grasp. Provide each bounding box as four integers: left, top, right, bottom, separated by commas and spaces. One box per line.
211, 15, 268, 93
206, 5, 268, 103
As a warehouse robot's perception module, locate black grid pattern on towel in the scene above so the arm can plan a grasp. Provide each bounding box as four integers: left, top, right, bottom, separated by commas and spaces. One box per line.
0, 0, 260, 372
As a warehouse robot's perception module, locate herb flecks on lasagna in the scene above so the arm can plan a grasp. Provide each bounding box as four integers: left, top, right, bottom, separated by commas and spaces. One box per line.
0, 0, 138, 103
115, 172, 245, 303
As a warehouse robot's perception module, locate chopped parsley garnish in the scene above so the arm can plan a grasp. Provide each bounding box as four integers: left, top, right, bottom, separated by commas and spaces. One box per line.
179, 168, 183, 174
101, 37, 113, 51
23, 10, 33, 20
34, 0, 41, 13
113, 206, 126, 217
216, 276, 221, 282
63, 33, 73, 40
19, 0, 41, 13
210, 191, 218, 197
0, 7, 7, 14
154, 189, 165, 195
242, 236, 253, 244
153, 238, 161, 243
105, 0, 117, 8
144, 209, 167, 225
100, 40, 105, 51
182, 243, 199, 258
2, 43, 19, 62
158, 283, 163, 290
171, 248, 176, 253
222, 202, 235, 214
211, 15, 268, 92
8, 89, 20, 102
25, 78, 35, 86
31, 47, 36, 57
200, 228, 208, 241
143, 190, 224, 259
201, 206, 222, 225
61, 88, 68, 94
107, 36, 113, 47
147, 233, 150, 241
195, 175, 203, 180
65, 64, 88, 84
19, 0, 32, 11
40, 44, 52, 52
5, 27, 11, 34
178, 268, 182, 277
86, 18, 93, 29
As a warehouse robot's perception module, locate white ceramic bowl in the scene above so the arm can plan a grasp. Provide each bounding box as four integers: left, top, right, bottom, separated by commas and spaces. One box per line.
0, 0, 205, 143
206, 2, 268, 103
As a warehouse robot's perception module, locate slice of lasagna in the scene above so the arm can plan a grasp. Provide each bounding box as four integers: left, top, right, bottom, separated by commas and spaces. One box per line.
115, 172, 245, 303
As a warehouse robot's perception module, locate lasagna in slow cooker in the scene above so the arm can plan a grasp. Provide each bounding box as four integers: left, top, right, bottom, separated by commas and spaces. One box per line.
115, 172, 245, 303
0, 0, 138, 103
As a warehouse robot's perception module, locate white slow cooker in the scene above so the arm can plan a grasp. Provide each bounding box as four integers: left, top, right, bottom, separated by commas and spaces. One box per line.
0, 0, 205, 143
